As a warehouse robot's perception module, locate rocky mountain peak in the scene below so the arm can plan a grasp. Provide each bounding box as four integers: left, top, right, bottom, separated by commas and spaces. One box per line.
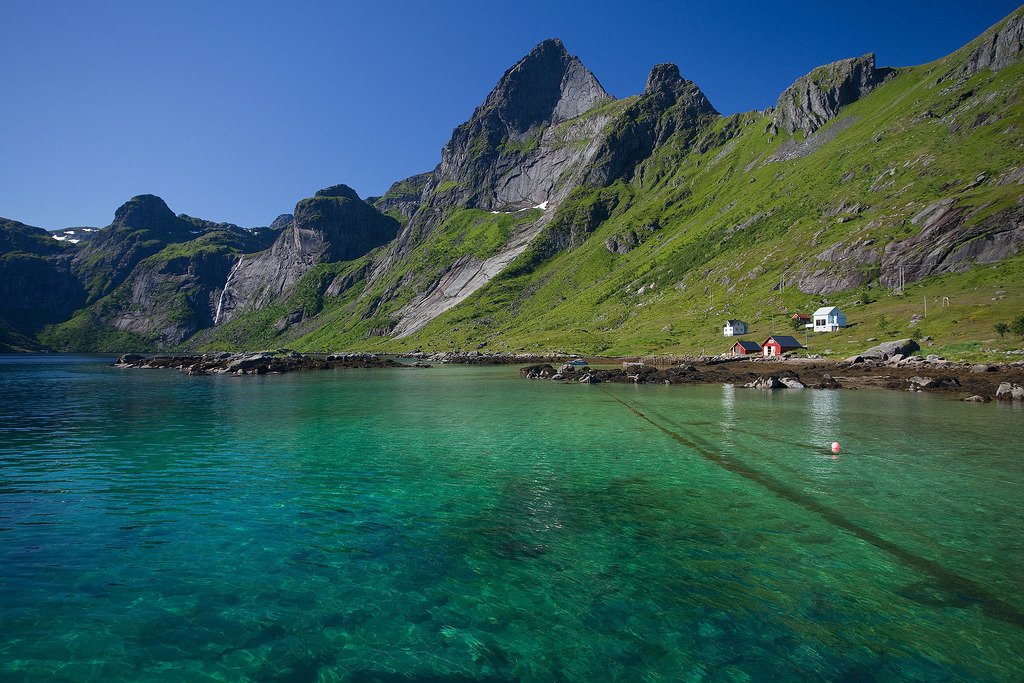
314, 184, 362, 201
642, 63, 718, 117
772, 53, 892, 135
478, 38, 610, 136
111, 194, 178, 232
644, 63, 683, 94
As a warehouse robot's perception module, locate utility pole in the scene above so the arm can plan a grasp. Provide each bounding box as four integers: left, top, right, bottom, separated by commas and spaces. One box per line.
924, 294, 927, 318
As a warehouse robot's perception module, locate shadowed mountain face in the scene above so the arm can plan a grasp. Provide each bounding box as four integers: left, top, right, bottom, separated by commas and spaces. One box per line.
0, 218, 83, 351
4, 6, 1024, 354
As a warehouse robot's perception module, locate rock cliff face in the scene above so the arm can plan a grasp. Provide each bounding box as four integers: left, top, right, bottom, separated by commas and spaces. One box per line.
586, 63, 719, 184
213, 184, 399, 325
880, 200, 1024, 286
959, 8, 1024, 77
428, 38, 613, 211
772, 54, 892, 135
103, 246, 241, 346
0, 218, 83, 349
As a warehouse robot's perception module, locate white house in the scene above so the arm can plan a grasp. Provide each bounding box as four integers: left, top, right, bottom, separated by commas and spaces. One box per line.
812, 306, 846, 332
723, 319, 749, 337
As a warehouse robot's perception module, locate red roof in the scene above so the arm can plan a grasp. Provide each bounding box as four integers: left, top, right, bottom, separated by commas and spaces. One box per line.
763, 335, 804, 349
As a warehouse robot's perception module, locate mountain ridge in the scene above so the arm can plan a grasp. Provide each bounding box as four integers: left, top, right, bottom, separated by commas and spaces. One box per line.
3, 5, 1023, 357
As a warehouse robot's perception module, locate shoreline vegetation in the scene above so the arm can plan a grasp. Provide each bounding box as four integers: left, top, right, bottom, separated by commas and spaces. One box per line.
113, 347, 1024, 402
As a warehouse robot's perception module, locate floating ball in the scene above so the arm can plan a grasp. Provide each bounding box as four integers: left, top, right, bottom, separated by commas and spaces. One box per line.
831, 442, 841, 454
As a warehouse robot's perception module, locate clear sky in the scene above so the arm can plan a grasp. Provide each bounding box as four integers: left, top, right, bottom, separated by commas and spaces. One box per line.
2, 0, 1021, 229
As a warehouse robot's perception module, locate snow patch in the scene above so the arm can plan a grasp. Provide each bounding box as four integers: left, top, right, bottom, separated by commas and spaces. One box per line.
52, 235, 67, 241
490, 200, 550, 215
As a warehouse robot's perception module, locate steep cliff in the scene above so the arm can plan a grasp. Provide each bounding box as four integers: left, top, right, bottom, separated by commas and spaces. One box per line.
771, 54, 894, 135
212, 184, 399, 326
0, 218, 83, 350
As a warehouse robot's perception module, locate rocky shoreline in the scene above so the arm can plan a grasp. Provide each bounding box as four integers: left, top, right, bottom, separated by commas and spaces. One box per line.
114, 351, 403, 376
519, 355, 1024, 402
113, 344, 1024, 402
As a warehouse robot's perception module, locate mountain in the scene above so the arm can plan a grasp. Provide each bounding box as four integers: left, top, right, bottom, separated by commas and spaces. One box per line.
0, 218, 83, 351
4, 6, 1024, 358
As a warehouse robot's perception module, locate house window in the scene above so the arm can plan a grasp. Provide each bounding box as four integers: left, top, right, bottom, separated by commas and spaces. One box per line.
816, 318, 826, 326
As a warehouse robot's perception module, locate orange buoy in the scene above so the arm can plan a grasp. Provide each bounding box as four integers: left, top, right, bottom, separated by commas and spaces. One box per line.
831, 442, 841, 454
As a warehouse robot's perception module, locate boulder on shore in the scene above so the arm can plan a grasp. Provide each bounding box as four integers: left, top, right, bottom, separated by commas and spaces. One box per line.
861, 338, 920, 361
745, 376, 784, 389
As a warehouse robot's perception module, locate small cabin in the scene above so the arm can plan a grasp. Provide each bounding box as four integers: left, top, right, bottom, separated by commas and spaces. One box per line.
812, 306, 846, 332
723, 319, 749, 337
731, 340, 762, 357
762, 335, 804, 357
791, 313, 811, 323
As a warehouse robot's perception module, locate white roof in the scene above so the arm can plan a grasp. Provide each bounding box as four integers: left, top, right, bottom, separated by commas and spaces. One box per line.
813, 306, 840, 316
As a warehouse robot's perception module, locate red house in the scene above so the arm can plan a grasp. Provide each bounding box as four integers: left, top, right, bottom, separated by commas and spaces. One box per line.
762, 335, 804, 357
730, 340, 762, 357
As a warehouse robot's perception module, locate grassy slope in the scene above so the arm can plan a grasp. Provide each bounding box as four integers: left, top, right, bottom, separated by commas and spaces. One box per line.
195, 207, 544, 351
317, 48, 1024, 360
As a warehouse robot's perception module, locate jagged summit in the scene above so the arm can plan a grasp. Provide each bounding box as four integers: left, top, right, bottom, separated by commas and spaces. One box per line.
430, 38, 615, 211
644, 63, 683, 94
642, 63, 718, 116
480, 38, 610, 135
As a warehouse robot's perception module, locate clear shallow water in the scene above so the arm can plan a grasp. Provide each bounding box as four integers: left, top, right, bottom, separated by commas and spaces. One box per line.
1, 356, 1023, 681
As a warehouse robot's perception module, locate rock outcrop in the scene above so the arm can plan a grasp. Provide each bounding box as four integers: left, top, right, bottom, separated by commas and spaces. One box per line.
269, 214, 294, 230
372, 173, 432, 221
213, 184, 399, 325
958, 8, 1024, 77
585, 63, 719, 185
879, 200, 1024, 288
860, 339, 920, 361
772, 54, 892, 135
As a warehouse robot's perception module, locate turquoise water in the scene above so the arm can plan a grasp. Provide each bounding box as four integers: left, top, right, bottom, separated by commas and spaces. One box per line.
1, 356, 1023, 681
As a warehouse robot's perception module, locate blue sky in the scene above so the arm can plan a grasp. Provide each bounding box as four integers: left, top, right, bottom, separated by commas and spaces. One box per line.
2, 0, 1021, 228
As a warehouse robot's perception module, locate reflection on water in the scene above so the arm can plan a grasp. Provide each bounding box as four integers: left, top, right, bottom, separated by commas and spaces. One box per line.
719, 383, 736, 443
1, 355, 1023, 681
